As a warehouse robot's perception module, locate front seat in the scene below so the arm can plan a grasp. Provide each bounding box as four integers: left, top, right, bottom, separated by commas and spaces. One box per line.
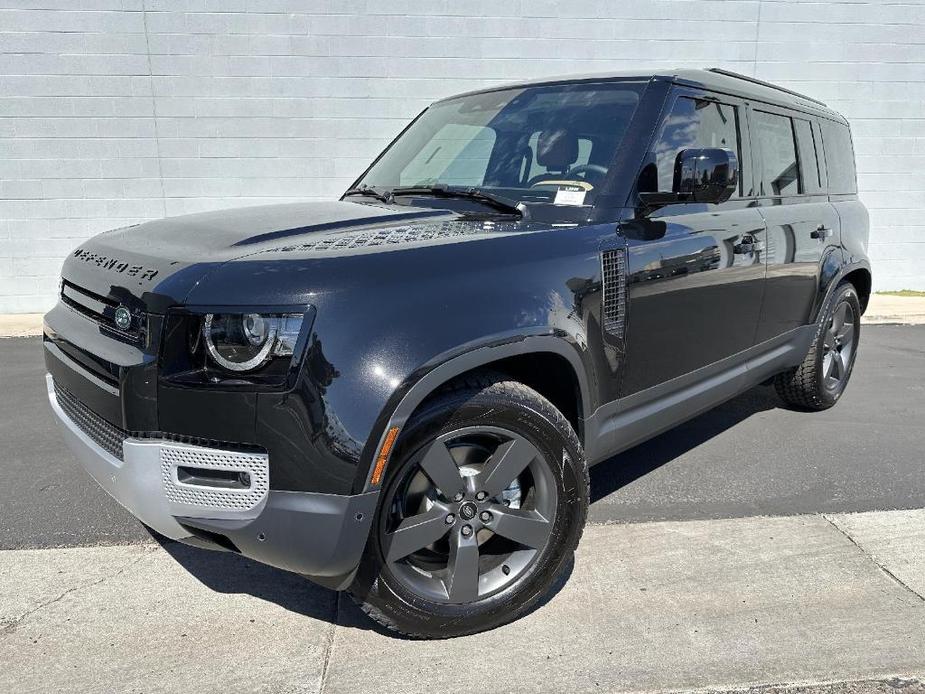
528, 129, 579, 186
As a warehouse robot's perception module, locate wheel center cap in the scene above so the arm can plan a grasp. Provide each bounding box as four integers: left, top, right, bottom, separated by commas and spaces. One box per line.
459, 502, 477, 520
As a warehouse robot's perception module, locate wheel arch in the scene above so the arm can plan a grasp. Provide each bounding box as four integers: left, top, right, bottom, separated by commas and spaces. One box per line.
842, 266, 872, 314
813, 257, 872, 322
355, 335, 592, 494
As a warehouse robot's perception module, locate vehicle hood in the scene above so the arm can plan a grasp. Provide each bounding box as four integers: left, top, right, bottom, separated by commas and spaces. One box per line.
59, 200, 485, 312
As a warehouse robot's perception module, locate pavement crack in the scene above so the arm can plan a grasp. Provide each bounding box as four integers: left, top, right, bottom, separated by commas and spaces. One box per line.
0, 546, 156, 638
823, 514, 925, 604
317, 592, 340, 694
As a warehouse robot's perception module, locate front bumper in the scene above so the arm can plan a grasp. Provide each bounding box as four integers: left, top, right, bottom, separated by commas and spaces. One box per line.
47, 374, 379, 589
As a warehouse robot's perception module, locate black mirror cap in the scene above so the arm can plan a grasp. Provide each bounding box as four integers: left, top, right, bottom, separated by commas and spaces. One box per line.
673, 148, 738, 204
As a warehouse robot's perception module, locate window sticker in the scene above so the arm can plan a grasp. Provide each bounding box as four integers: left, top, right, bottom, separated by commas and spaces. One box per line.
554, 186, 587, 206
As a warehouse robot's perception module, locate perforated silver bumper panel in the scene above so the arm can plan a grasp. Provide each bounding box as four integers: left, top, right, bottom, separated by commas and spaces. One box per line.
50, 377, 270, 522
160, 443, 270, 517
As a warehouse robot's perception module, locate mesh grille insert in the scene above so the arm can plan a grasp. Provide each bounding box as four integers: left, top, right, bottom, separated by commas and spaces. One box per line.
53, 380, 265, 461
54, 380, 127, 460
601, 249, 627, 337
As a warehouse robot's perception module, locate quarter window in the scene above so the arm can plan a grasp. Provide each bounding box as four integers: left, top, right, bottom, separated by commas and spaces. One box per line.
820, 120, 858, 194
753, 111, 800, 196
648, 96, 742, 196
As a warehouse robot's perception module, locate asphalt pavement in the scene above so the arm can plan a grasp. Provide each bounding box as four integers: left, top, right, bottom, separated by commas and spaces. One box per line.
1, 326, 924, 693
1, 325, 923, 549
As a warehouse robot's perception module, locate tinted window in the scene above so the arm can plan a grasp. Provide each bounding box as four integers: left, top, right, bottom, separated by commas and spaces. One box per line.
400, 124, 495, 187
357, 82, 643, 215
648, 96, 742, 195
820, 120, 858, 194
527, 131, 592, 182
793, 118, 822, 193
753, 111, 799, 196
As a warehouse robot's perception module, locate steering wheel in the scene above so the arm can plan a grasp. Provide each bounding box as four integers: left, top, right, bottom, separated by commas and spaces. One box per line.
566, 164, 608, 182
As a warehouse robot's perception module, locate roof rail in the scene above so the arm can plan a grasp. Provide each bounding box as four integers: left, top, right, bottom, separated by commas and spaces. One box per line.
705, 68, 828, 107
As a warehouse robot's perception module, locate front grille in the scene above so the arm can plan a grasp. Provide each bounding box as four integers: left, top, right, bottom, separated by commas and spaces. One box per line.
53, 380, 266, 463
601, 249, 627, 337
54, 380, 127, 460
60, 280, 145, 342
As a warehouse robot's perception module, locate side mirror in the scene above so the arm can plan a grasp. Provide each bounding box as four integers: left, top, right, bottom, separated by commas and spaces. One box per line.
673, 148, 738, 204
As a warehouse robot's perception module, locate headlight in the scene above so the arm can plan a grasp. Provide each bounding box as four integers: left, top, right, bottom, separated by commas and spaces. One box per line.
202, 313, 303, 372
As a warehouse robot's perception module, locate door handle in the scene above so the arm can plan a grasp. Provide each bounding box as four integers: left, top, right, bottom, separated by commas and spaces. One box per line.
811, 224, 833, 240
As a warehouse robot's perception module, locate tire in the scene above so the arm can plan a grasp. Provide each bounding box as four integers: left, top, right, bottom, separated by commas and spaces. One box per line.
348, 373, 589, 639
774, 282, 861, 411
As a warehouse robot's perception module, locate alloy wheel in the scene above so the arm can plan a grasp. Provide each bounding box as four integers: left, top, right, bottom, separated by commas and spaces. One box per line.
380, 426, 558, 604
822, 299, 856, 390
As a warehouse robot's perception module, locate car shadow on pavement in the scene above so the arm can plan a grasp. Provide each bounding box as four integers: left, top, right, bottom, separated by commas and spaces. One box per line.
153, 530, 574, 638
150, 388, 778, 634
589, 385, 781, 504
154, 536, 343, 623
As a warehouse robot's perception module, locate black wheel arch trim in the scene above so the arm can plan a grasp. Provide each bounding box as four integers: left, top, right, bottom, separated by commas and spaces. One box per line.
812, 256, 872, 323
355, 331, 592, 495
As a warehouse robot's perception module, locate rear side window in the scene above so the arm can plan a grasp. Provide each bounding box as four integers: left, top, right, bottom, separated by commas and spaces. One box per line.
793, 118, 822, 194
752, 111, 800, 196
647, 96, 742, 196
820, 120, 858, 194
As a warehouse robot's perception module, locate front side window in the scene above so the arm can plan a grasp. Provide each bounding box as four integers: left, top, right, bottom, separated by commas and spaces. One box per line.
753, 111, 800, 196
356, 82, 644, 213
644, 96, 742, 196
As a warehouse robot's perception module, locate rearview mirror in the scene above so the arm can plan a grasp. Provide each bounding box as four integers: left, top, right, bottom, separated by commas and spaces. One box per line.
673, 148, 738, 204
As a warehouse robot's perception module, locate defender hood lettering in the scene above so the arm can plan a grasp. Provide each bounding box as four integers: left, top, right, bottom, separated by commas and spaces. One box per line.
60, 201, 455, 312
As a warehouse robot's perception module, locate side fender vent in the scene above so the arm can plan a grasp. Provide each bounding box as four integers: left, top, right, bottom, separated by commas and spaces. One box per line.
601, 249, 627, 337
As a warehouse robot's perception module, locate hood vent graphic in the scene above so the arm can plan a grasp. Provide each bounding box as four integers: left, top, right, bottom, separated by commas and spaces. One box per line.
265, 220, 523, 254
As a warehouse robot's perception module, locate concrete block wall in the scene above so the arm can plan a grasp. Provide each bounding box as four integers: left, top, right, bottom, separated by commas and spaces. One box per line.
1, 0, 923, 312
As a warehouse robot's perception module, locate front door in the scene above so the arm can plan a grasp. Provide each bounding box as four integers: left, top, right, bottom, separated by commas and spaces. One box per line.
619, 89, 767, 396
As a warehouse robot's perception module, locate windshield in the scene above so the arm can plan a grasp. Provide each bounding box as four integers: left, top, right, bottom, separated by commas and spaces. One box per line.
354, 81, 644, 212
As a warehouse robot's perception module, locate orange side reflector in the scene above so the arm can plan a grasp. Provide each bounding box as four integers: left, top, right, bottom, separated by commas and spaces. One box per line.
371, 426, 400, 486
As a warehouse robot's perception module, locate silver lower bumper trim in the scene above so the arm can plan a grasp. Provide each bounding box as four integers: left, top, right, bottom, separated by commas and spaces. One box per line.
46, 374, 270, 541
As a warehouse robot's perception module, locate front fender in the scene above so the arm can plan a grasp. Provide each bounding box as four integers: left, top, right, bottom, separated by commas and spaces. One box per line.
357, 331, 593, 492
185, 223, 613, 497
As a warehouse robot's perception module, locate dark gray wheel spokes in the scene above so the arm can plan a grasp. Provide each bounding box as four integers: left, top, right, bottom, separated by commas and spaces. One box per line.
822, 300, 856, 390
382, 427, 557, 604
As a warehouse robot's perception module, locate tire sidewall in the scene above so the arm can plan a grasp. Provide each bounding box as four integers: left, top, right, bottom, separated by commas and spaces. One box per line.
352, 383, 587, 638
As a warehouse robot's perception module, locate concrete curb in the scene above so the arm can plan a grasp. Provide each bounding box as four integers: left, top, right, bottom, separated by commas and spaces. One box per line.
863, 294, 925, 325
0, 314, 43, 338
1, 295, 924, 337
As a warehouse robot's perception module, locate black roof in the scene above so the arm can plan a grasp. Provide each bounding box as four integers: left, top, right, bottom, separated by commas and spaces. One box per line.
438, 67, 846, 124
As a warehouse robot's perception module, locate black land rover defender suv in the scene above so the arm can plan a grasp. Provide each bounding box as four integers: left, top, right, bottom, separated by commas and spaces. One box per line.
44, 68, 870, 638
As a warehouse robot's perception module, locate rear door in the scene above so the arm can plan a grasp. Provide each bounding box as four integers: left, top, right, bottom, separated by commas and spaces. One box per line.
751, 108, 841, 342
619, 87, 767, 396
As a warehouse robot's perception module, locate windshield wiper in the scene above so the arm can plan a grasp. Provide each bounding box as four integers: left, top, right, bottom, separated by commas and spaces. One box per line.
343, 185, 393, 204
389, 184, 525, 217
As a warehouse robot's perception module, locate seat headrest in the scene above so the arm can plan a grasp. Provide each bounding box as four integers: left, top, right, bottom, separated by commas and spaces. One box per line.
536, 129, 579, 171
